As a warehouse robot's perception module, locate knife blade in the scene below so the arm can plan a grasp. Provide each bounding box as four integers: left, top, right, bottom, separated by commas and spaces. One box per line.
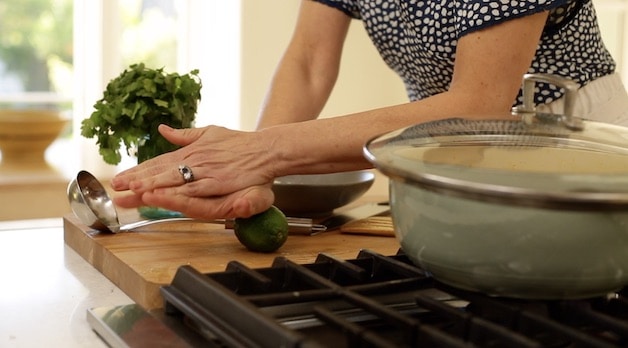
318, 202, 390, 231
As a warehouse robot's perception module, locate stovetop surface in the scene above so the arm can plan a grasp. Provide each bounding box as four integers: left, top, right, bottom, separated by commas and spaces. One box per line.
89, 249, 628, 348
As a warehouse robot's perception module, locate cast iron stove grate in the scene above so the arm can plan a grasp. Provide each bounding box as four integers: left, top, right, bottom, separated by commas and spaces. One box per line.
161, 249, 628, 348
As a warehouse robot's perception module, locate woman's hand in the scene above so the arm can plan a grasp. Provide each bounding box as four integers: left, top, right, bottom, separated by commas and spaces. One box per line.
111, 124, 277, 218
114, 181, 275, 219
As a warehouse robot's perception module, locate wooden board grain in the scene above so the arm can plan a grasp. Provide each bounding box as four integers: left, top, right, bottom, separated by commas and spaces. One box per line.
63, 211, 400, 309
341, 216, 395, 237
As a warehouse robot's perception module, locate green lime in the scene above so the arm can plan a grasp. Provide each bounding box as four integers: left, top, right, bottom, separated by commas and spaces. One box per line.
233, 206, 289, 253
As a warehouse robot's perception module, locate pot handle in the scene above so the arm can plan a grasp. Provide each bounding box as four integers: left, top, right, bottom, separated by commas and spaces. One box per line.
513, 73, 583, 130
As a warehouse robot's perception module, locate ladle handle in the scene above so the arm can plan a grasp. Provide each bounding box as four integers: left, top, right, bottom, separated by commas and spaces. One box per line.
119, 217, 327, 235
120, 217, 203, 231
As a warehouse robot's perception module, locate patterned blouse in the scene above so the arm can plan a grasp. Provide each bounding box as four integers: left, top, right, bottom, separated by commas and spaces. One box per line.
311, 0, 616, 106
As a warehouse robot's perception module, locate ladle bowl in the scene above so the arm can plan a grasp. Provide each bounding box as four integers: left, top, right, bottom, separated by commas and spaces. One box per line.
67, 170, 122, 232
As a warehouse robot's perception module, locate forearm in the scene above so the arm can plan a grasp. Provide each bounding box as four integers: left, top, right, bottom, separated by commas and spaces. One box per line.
256, 0, 350, 130
262, 88, 515, 178
255, 51, 337, 129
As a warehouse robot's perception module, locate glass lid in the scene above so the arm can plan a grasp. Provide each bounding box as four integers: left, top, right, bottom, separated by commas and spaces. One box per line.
364, 115, 628, 210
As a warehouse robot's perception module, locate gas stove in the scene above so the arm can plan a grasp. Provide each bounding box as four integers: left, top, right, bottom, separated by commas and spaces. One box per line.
88, 249, 628, 347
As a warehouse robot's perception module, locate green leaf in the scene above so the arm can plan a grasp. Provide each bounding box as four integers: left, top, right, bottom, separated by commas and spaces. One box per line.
153, 99, 169, 108
80, 63, 202, 164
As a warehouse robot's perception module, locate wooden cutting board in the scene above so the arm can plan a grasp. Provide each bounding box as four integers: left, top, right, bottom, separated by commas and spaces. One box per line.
341, 215, 395, 237
63, 210, 400, 310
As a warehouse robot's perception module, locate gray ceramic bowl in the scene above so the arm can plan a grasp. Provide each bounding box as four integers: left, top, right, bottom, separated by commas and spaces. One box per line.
272, 170, 375, 217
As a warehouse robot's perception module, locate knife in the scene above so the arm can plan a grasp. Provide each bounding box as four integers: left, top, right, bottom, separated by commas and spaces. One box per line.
224, 217, 327, 235
317, 202, 390, 232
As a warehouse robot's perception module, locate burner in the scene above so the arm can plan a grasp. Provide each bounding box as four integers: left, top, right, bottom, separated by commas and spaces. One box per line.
159, 250, 628, 348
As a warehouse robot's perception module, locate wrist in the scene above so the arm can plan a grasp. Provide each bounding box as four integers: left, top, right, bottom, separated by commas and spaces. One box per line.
257, 123, 313, 178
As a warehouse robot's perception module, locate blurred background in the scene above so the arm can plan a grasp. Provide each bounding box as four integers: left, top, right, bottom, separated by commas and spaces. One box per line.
0, 0, 626, 220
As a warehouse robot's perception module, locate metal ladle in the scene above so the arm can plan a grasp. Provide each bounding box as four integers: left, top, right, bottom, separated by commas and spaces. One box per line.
67, 170, 326, 234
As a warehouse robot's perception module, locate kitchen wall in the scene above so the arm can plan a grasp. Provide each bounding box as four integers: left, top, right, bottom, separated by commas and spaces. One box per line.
594, 0, 628, 83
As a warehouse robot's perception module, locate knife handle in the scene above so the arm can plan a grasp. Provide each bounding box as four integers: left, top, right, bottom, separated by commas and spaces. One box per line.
223, 217, 326, 235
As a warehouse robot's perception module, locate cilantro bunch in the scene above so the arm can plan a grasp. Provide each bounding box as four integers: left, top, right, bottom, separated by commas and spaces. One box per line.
81, 63, 202, 165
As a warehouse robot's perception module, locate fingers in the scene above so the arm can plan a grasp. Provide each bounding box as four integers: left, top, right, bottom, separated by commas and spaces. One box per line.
111, 148, 191, 192
120, 170, 236, 201
111, 125, 238, 193
111, 164, 174, 192
110, 125, 201, 191
140, 185, 275, 219
113, 181, 275, 219
128, 164, 189, 192
112, 192, 146, 209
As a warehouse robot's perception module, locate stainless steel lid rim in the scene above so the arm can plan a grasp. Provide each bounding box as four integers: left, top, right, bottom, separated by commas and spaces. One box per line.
363, 113, 628, 210
393, 134, 628, 155
381, 117, 575, 145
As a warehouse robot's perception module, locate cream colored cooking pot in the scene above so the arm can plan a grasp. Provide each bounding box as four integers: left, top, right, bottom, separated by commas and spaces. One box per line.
364, 74, 628, 299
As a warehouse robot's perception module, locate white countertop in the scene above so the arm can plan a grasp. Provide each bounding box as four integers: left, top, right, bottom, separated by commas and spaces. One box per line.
0, 218, 132, 348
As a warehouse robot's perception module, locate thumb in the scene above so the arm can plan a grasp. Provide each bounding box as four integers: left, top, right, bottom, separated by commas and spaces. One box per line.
158, 124, 203, 147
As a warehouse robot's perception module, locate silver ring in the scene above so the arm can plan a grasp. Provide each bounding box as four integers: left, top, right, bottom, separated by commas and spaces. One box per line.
178, 164, 194, 183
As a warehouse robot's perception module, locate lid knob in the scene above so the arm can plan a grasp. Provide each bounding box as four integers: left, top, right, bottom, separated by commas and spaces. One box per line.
513, 73, 583, 131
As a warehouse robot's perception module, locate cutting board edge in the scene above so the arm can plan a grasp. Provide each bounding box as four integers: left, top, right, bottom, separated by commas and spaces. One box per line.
63, 215, 165, 309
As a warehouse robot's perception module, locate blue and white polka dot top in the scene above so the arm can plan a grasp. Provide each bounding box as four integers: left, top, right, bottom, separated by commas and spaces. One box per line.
312, 0, 616, 106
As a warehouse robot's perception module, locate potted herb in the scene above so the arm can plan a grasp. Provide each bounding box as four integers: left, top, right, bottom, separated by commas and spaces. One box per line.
81, 63, 202, 219
81, 63, 202, 165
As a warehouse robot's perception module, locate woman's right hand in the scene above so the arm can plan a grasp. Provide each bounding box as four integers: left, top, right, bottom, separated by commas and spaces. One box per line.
111, 124, 278, 219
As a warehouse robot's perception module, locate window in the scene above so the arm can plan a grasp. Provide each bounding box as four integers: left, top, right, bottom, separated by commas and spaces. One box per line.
0, 0, 240, 179
0, 0, 73, 103
75, 0, 241, 177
